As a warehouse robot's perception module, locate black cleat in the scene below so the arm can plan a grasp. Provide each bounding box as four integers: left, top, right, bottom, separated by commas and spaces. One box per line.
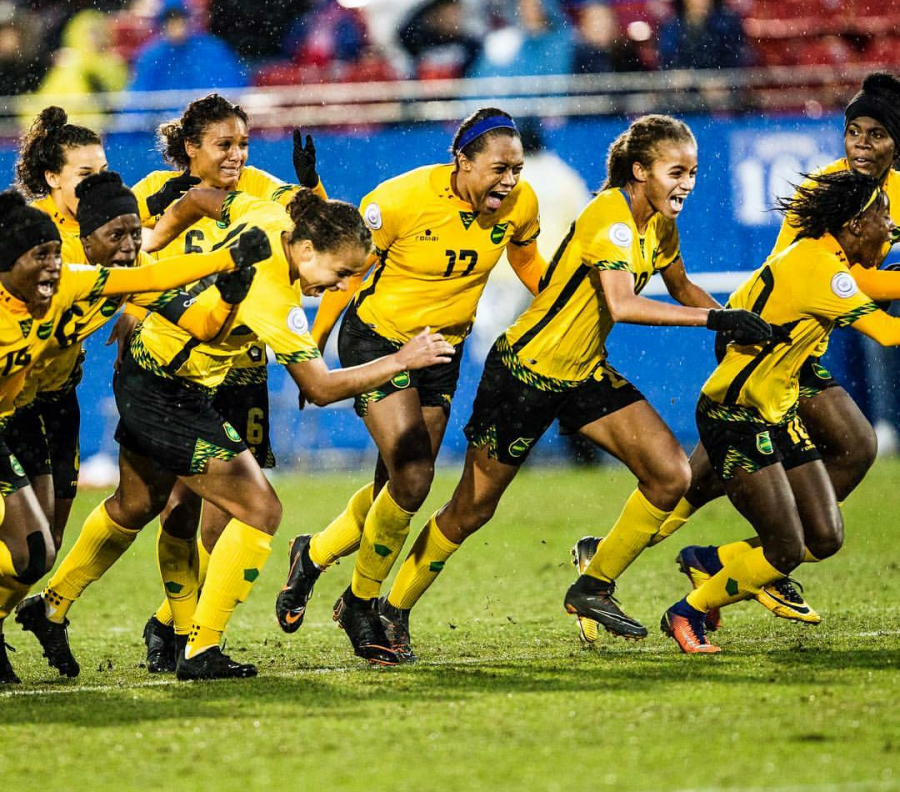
143, 616, 177, 673
378, 598, 417, 663
564, 575, 648, 640
15, 595, 80, 677
1, 639, 21, 684
275, 534, 320, 634
176, 646, 258, 681
333, 588, 399, 666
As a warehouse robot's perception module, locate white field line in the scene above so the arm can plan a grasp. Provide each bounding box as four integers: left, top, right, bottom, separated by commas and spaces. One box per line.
672, 784, 897, 792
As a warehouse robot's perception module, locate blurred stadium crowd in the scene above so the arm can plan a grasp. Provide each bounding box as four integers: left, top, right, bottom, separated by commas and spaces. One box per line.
1, 0, 899, 101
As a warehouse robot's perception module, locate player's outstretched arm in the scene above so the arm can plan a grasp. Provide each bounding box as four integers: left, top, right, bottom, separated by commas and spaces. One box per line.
286, 328, 454, 406
849, 263, 900, 303
506, 241, 546, 296
143, 187, 231, 253
661, 257, 721, 309
850, 309, 900, 345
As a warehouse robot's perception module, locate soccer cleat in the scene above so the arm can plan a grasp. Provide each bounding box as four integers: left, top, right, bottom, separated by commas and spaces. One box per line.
570, 536, 603, 643
661, 600, 721, 654
676, 545, 723, 632
378, 597, 417, 663
564, 574, 648, 640
143, 615, 177, 673
756, 578, 821, 624
14, 595, 80, 678
0, 639, 21, 684
333, 588, 399, 666
275, 534, 320, 634
176, 646, 258, 681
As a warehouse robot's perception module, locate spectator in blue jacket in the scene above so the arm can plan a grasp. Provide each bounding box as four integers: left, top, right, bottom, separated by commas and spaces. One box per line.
129, 0, 247, 93
658, 0, 749, 71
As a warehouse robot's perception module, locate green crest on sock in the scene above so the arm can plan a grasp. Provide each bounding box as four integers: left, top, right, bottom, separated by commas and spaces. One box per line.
243, 567, 259, 582
165, 581, 184, 594
725, 578, 739, 597
374, 544, 392, 558
429, 561, 445, 572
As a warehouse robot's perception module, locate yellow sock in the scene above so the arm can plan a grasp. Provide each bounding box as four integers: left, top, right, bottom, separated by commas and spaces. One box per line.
584, 489, 669, 583
156, 535, 212, 630
387, 514, 461, 610
351, 486, 414, 600
157, 527, 199, 636
0, 540, 16, 577
687, 547, 784, 611
309, 483, 374, 568
188, 518, 272, 657
43, 501, 139, 623
650, 498, 697, 546
716, 537, 760, 565
0, 575, 31, 619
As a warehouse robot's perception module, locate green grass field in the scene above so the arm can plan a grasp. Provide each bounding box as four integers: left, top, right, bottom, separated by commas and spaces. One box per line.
1, 460, 898, 792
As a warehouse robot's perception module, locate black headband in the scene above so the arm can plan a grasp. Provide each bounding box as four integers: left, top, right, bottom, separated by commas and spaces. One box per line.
0, 212, 61, 272
77, 192, 140, 238
845, 93, 900, 155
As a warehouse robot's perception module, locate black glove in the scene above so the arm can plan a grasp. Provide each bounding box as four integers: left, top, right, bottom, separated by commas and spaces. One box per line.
215, 265, 256, 305
229, 227, 271, 269
706, 308, 772, 345
145, 171, 201, 216
292, 129, 318, 188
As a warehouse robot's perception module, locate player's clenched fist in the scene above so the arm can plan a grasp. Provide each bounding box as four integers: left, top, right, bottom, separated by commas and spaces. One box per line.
229, 226, 272, 269
395, 327, 455, 370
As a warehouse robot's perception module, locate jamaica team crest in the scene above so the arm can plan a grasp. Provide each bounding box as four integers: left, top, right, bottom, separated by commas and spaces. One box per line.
491, 222, 509, 244
755, 431, 773, 455
223, 422, 242, 443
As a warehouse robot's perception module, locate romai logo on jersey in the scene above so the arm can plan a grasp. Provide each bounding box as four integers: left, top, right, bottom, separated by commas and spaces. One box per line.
416, 228, 439, 242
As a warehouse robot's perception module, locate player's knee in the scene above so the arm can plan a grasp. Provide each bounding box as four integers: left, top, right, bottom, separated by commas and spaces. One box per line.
13, 531, 55, 585
806, 521, 844, 561
848, 424, 877, 474
459, 500, 497, 537
391, 461, 435, 510
649, 457, 691, 510
250, 492, 282, 534
766, 534, 806, 573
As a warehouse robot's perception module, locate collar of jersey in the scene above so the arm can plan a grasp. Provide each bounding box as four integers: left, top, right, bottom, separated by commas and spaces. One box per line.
817, 232, 849, 265
433, 164, 476, 210
0, 284, 31, 314
32, 195, 79, 235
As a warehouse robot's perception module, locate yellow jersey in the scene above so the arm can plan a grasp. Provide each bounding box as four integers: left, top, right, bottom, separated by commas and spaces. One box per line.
502, 188, 680, 387
770, 160, 900, 360
130, 199, 319, 391
701, 234, 878, 425
354, 163, 541, 345
30, 195, 85, 264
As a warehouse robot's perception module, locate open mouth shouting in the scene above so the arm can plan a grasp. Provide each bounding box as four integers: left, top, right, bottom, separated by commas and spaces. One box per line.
669, 194, 687, 215
484, 189, 509, 212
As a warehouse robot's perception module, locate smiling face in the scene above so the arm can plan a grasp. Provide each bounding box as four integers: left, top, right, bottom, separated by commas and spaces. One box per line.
634, 139, 698, 221
45, 143, 108, 220
845, 116, 896, 181
852, 191, 895, 268
287, 237, 371, 297
1, 240, 62, 316
455, 133, 525, 214
185, 115, 249, 190
82, 214, 143, 268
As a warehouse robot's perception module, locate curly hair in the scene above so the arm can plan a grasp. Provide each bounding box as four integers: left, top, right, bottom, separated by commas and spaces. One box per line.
777, 170, 884, 240
157, 94, 250, 169
16, 107, 102, 198
286, 188, 372, 254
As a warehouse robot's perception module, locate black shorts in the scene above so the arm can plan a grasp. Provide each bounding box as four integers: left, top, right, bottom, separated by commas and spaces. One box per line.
797, 356, 840, 399
696, 396, 821, 482
213, 381, 274, 469
3, 402, 52, 484
463, 340, 644, 466
338, 304, 464, 417
36, 387, 81, 499
114, 351, 247, 477
0, 425, 34, 498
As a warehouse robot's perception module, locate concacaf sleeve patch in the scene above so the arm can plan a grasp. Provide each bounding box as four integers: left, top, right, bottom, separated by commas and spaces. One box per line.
831, 272, 858, 298
363, 203, 382, 230
287, 306, 309, 335
609, 222, 633, 248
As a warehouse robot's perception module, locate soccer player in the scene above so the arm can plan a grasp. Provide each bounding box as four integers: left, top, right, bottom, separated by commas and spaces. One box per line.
0, 190, 259, 682
14, 106, 108, 541
275, 108, 547, 665
372, 114, 774, 660
18, 187, 454, 681
127, 93, 325, 672
661, 169, 898, 653
568, 72, 900, 637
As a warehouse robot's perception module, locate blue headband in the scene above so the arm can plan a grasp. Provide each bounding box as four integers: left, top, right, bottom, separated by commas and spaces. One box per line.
455, 116, 518, 154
